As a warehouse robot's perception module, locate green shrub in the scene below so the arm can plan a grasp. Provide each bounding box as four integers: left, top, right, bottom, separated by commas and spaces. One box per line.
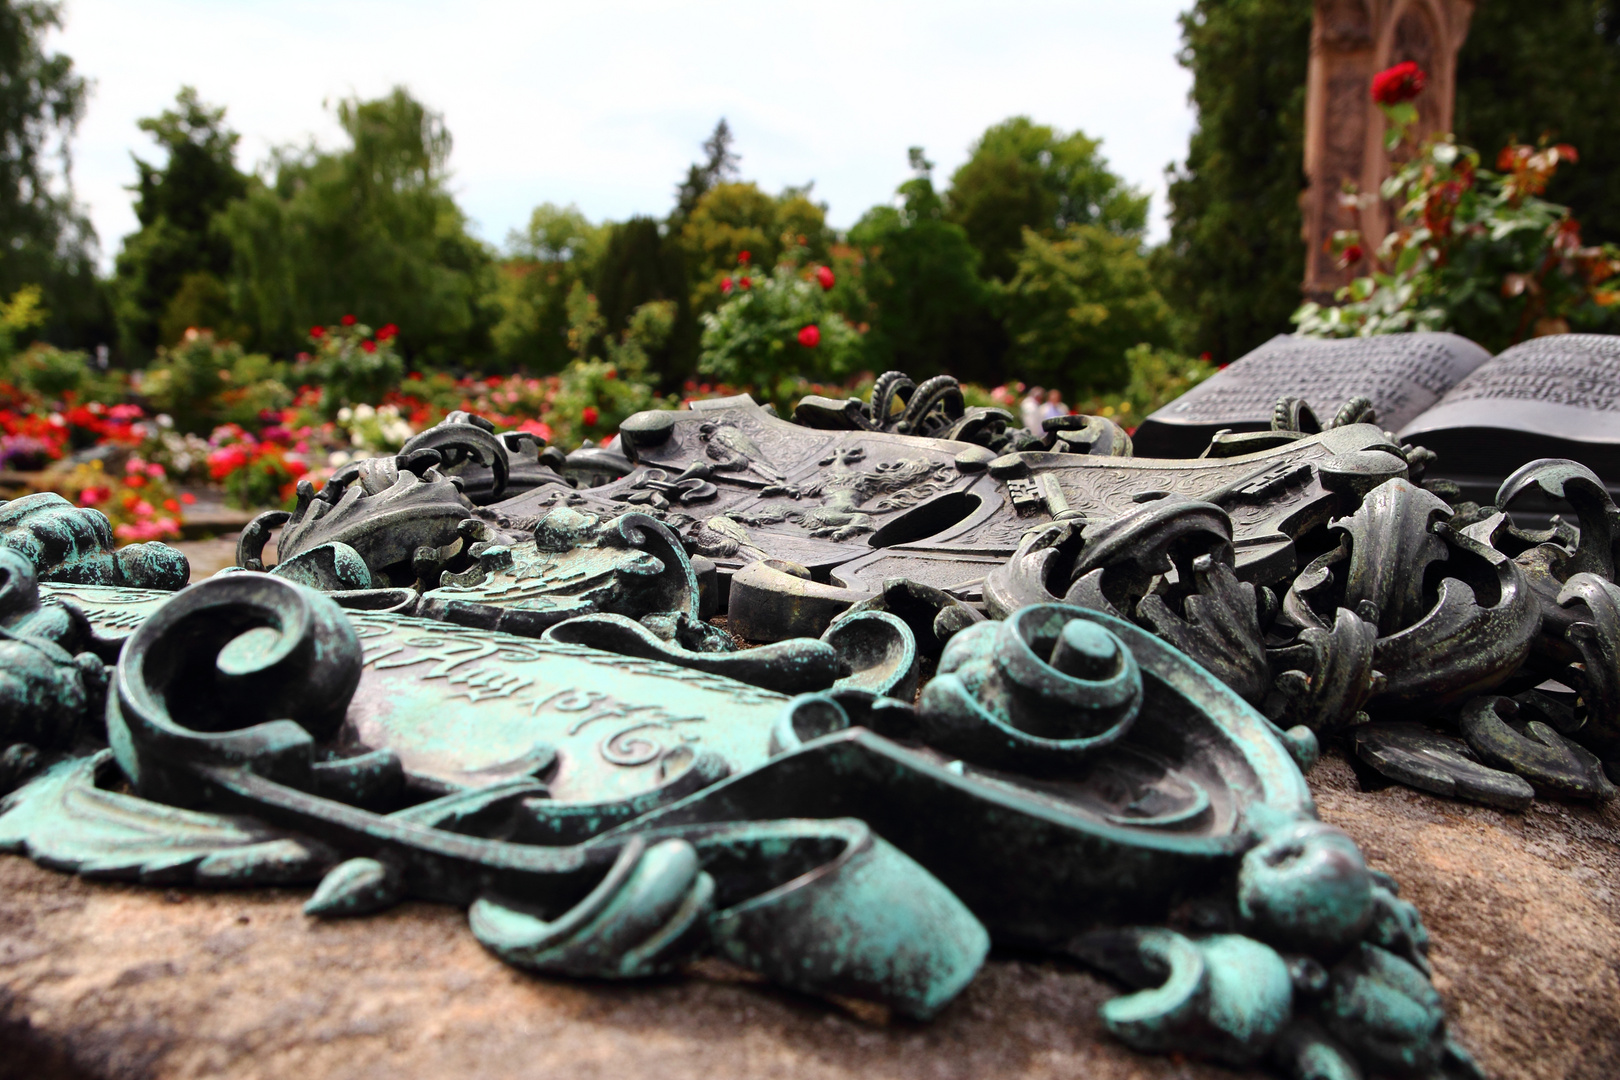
140, 329, 290, 432
996, 224, 1175, 397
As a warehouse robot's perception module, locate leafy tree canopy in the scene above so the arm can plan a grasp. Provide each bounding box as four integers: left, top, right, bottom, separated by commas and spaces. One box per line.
593, 216, 695, 386
1159, 0, 1312, 365
490, 203, 606, 374
113, 87, 248, 357
673, 118, 740, 223
217, 87, 495, 365
997, 223, 1174, 396
0, 0, 104, 347
946, 116, 1149, 282
849, 148, 1000, 382
678, 181, 831, 313
506, 202, 606, 267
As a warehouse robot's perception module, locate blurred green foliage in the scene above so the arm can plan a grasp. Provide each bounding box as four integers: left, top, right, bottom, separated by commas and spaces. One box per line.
139, 329, 290, 433
216, 88, 495, 365
1157, 0, 1312, 366
112, 87, 248, 359
848, 149, 999, 383
997, 224, 1175, 394
0, 1, 108, 350
946, 116, 1150, 282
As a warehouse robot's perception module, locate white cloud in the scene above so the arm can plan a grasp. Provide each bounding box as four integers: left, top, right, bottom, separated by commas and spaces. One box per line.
50, 0, 1195, 267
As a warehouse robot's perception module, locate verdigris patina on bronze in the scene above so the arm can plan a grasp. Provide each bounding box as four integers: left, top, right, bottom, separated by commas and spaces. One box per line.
13, 358, 1620, 1080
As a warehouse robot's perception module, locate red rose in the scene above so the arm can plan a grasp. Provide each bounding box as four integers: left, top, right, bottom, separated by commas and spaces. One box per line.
814, 266, 835, 291
310, 326, 325, 338
361, 340, 377, 353
1371, 61, 1426, 105
721, 277, 733, 294
739, 277, 751, 290
797, 324, 821, 347
341, 314, 357, 326
1342, 243, 1365, 265
738, 250, 751, 265
582, 406, 600, 426
377, 323, 398, 341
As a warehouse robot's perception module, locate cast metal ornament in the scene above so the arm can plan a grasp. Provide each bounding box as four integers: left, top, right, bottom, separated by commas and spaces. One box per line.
14, 369, 1620, 1079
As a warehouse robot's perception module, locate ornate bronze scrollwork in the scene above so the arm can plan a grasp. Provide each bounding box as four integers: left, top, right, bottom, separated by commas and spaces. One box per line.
10, 367, 1617, 1079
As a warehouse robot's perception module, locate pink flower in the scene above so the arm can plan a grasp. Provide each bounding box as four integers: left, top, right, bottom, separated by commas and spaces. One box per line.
310, 326, 325, 339
797, 324, 821, 347
721, 277, 733, 294
361, 340, 377, 353
341, 314, 357, 326
739, 277, 751, 290
738, 250, 751, 265
377, 323, 398, 341
814, 266, 835, 291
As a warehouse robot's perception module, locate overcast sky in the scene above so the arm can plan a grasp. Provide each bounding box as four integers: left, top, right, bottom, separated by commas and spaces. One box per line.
51, 1, 1195, 268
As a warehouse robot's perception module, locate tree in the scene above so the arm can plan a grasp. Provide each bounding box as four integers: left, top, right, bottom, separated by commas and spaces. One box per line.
946, 117, 1149, 282
218, 87, 495, 365
673, 119, 740, 223
849, 148, 1000, 382
592, 216, 696, 387
1160, 0, 1313, 365
112, 87, 249, 358
997, 224, 1174, 395
1454, 2, 1620, 243
490, 203, 605, 373
678, 181, 832, 314
0, 1, 106, 349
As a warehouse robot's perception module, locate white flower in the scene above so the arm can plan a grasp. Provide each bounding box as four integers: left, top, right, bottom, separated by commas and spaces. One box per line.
354, 404, 375, 422
337, 407, 354, 423
328, 451, 351, 467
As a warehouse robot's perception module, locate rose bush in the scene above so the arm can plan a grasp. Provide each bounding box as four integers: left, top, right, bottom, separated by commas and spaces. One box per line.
1294, 64, 1620, 351
698, 245, 861, 408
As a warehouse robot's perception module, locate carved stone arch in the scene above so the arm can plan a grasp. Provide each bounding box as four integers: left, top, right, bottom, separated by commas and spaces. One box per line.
1303, 0, 1475, 298
1320, 0, 1373, 51
1382, 0, 1445, 136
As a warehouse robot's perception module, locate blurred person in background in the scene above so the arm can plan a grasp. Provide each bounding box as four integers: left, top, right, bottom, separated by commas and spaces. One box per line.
1040, 387, 1068, 424
1020, 386, 1045, 432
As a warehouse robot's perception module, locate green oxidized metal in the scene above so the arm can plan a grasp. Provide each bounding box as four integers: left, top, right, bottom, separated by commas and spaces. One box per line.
23, 369, 1607, 1078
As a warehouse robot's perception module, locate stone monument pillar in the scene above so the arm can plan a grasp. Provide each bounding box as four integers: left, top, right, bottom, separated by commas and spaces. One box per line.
1301, 0, 1476, 299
